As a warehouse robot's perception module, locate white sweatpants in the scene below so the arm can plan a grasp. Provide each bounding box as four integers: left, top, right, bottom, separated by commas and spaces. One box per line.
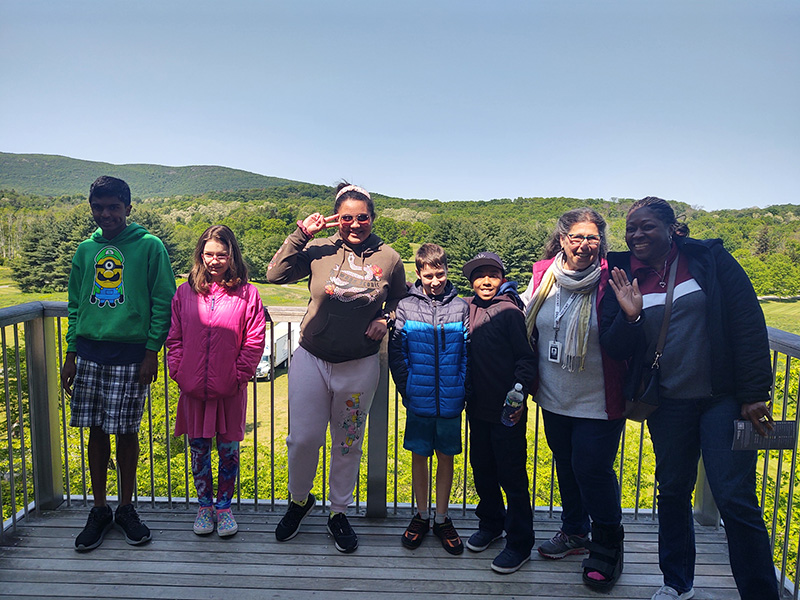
286, 346, 379, 513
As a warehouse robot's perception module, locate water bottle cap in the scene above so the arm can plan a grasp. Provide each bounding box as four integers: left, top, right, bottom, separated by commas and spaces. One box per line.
514, 383, 522, 391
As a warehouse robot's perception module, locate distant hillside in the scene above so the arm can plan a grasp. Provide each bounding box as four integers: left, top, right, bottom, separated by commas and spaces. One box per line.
0, 152, 305, 197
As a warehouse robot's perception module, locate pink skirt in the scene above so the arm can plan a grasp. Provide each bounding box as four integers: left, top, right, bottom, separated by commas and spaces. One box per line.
173, 386, 248, 441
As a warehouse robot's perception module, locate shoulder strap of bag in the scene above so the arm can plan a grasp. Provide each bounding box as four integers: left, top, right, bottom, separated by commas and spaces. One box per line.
652, 255, 679, 369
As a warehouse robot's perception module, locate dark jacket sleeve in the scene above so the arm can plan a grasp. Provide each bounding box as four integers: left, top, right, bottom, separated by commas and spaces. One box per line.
507, 307, 538, 397
711, 243, 772, 404
387, 300, 410, 400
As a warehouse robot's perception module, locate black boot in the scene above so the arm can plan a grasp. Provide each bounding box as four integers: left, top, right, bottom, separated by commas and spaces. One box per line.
582, 522, 624, 590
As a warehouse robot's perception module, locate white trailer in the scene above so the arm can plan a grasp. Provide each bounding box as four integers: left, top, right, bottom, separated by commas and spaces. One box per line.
255, 322, 300, 380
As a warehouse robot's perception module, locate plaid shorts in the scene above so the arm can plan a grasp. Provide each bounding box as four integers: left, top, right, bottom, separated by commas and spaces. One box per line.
70, 357, 148, 434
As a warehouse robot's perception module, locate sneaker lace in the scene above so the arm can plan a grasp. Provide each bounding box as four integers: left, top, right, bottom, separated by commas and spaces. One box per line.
407, 516, 428, 535
330, 514, 353, 537
437, 519, 458, 540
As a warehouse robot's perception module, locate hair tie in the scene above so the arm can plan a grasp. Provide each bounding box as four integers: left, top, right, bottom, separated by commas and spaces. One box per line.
336, 184, 371, 201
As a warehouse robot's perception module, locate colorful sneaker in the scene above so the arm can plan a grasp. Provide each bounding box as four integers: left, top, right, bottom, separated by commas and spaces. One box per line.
491, 546, 531, 574
651, 585, 695, 600
401, 513, 430, 549
275, 493, 316, 541
74, 505, 113, 552
466, 528, 504, 552
193, 506, 215, 535
216, 508, 238, 537
327, 512, 358, 553
433, 517, 464, 555
114, 503, 152, 545
538, 529, 589, 559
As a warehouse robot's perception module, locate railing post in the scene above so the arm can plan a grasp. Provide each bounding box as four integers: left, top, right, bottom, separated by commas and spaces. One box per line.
25, 315, 64, 510
693, 457, 719, 526
366, 337, 389, 517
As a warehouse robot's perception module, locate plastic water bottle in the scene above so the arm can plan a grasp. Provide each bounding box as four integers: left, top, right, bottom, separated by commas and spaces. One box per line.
500, 383, 524, 427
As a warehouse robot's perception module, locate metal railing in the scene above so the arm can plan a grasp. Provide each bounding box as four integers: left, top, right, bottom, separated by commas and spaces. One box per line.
1, 301, 798, 596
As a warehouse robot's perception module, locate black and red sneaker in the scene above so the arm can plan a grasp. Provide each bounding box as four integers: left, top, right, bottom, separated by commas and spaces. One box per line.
433, 516, 463, 555
401, 513, 430, 549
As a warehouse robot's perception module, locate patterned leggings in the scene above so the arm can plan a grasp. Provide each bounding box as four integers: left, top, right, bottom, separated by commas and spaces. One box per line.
190, 437, 239, 510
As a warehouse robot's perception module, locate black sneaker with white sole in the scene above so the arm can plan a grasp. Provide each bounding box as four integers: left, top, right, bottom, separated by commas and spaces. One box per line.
114, 503, 152, 545
327, 512, 358, 553
275, 493, 316, 541
75, 505, 113, 552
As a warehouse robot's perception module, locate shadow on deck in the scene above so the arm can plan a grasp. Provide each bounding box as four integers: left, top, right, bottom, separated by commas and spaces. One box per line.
0, 504, 751, 600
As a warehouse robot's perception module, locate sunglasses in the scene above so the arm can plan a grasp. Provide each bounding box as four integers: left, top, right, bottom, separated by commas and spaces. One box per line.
338, 213, 371, 223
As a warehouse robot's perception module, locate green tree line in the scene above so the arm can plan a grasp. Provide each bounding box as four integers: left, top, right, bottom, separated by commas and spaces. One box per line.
3, 188, 800, 296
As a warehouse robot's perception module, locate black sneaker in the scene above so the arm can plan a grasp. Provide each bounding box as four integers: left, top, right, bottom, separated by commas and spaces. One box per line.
114, 503, 152, 545
275, 493, 316, 541
75, 505, 113, 552
433, 517, 464, 555
491, 546, 531, 574
327, 512, 358, 553
466, 528, 504, 552
401, 513, 430, 549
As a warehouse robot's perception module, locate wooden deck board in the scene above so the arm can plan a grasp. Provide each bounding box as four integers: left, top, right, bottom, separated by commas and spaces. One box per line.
0, 504, 777, 599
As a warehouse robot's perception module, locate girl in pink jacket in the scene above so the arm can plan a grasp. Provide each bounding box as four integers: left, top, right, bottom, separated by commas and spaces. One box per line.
166, 225, 265, 537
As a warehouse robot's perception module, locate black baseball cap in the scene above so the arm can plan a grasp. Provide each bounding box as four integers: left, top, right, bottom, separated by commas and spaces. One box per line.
462, 252, 505, 280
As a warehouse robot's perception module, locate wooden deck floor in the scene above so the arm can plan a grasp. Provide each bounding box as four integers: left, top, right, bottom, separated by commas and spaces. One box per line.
0, 503, 761, 599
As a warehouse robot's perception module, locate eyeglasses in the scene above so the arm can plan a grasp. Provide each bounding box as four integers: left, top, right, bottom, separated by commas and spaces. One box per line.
565, 233, 601, 246
338, 214, 371, 223
203, 252, 229, 261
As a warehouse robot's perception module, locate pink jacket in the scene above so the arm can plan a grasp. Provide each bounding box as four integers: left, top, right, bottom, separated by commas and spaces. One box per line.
166, 281, 266, 439
529, 256, 627, 420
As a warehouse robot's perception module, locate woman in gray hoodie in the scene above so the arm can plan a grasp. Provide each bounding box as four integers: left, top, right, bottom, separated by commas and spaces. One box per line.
267, 182, 407, 553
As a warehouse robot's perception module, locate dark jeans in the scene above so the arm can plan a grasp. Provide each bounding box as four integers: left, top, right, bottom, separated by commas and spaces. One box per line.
648, 395, 779, 600
542, 409, 624, 535
469, 418, 534, 554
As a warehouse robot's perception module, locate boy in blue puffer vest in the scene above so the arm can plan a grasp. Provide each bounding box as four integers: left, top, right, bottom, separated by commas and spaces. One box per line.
389, 243, 470, 555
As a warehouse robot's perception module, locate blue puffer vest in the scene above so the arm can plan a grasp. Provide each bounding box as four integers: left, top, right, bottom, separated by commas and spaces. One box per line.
388, 280, 470, 418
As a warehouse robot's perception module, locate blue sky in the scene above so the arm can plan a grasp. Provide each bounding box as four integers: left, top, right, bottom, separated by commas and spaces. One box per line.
1, 0, 798, 210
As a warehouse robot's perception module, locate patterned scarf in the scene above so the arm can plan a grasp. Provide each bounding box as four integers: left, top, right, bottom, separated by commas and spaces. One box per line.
525, 252, 601, 372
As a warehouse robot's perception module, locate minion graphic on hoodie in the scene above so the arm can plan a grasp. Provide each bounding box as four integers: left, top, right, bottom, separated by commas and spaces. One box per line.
91, 246, 125, 307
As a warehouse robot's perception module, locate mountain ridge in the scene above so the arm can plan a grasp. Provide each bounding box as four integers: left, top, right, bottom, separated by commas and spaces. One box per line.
0, 151, 306, 197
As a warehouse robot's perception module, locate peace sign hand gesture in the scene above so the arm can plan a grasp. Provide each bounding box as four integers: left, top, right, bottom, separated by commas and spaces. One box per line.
301, 213, 340, 236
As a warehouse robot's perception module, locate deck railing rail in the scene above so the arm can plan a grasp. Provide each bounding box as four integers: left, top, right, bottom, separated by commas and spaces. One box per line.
1, 301, 798, 597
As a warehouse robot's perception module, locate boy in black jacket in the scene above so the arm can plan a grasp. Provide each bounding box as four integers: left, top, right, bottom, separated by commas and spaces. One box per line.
462, 251, 538, 574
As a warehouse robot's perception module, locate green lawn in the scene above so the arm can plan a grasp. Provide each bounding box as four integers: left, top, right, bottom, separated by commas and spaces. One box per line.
760, 299, 800, 335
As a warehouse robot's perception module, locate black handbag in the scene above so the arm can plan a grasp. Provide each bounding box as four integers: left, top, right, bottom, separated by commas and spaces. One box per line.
624, 257, 678, 422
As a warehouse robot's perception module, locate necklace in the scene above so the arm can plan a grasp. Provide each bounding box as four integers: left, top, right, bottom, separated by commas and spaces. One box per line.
652, 259, 669, 288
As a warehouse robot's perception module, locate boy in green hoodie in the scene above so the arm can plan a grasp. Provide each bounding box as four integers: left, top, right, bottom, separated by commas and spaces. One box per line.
60, 176, 176, 551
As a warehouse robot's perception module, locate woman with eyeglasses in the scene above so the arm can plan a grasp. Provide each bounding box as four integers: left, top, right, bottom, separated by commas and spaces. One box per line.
600, 197, 778, 600
166, 225, 266, 537
520, 208, 627, 590
267, 181, 407, 553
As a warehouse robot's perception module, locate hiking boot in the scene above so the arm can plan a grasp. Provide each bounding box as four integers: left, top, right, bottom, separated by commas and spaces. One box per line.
193, 506, 214, 535
275, 493, 316, 541
538, 529, 589, 559
466, 528, 504, 552
216, 508, 238, 537
491, 546, 531, 574
327, 512, 358, 553
433, 517, 463, 555
401, 513, 430, 549
114, 503, 152, 545
75, 505, 113, 552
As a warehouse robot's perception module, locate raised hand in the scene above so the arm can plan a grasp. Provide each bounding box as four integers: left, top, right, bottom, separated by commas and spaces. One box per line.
608, 267, 643, 322
302, 213, 340, 236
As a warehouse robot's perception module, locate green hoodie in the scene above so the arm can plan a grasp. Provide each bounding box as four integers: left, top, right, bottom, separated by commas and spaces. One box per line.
66, 223, 176, 353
